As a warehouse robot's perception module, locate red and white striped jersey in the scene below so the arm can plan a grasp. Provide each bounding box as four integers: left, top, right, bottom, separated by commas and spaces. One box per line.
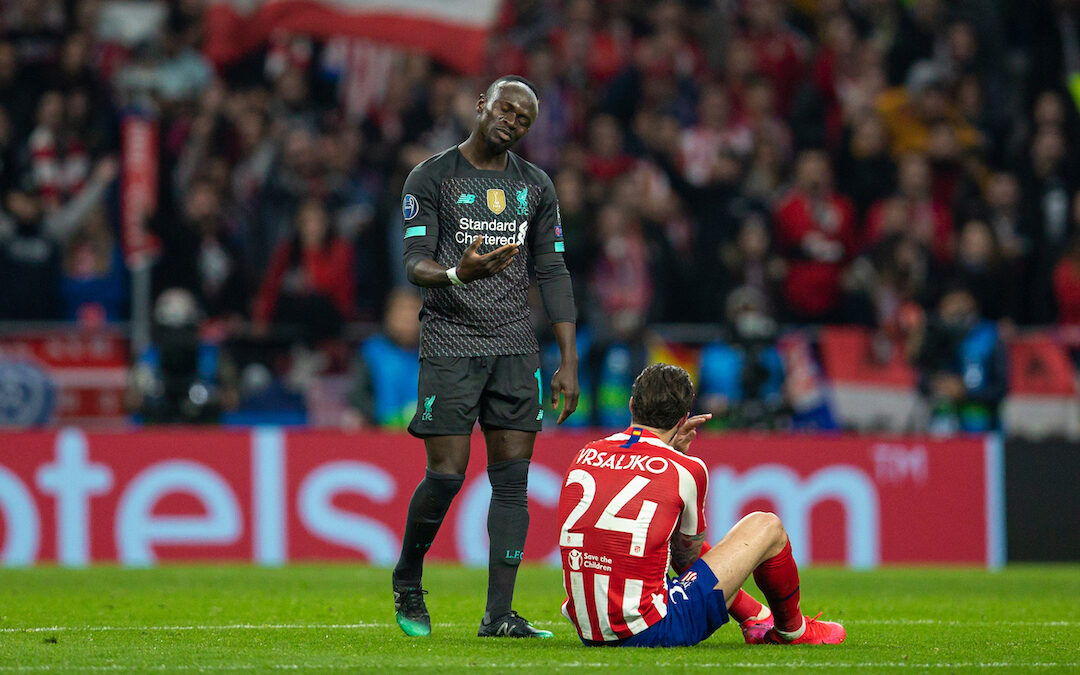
557, 426, 709, 642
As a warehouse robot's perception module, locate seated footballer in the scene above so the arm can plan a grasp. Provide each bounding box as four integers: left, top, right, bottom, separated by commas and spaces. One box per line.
556, 363, 845, 647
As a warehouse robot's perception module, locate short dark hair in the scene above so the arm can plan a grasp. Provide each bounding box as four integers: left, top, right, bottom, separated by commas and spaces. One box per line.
630, 363, 695, 430
485, 75, 539, 103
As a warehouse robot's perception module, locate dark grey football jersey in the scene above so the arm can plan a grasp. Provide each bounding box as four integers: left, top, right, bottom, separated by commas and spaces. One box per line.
401, 147, 567, 358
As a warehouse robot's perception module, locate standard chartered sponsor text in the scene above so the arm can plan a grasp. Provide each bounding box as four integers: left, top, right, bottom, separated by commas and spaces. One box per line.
456, 216, 523, 246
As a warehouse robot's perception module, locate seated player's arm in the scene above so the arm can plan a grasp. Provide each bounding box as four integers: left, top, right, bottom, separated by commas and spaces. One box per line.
670, 529, 706, 575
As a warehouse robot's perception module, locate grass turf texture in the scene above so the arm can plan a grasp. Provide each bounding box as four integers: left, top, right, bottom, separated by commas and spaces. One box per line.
1, 565, 1078, 673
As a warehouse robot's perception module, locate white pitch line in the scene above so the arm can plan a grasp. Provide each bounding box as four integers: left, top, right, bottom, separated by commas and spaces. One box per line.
0, 663, 1078, 672
1, 618, 1079, 634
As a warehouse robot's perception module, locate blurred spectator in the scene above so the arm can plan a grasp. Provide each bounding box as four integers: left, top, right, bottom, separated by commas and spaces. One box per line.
585, 114, 634, 185
951, 218, 1019, 323
255, 126, 324, 273
553, 168, 590, 282
1022, 126, 1077, 323
980, 170, 1029, 266
912, 286, 1008, 433
739, 0, 807, 115
344, 288, 421, 429
60, 206, 126, 321
1054, 234, 1080, 330
548, 0, 628, 88
0, 106, 16, 193
115, 10, 212, 103
0, 39, 37, 136
253, 198, 355, 344
587, 203, 655, 341
0, 154, 117, 320
2, 0, 65, 71
836, 114, 896, 219
519, 44, 575, 171
847, 231, 933, 333
866, 153, 954, 263
28, 89, 87, 211
152, 178, 247, 322
885, 0, 944, 86
877, 60, 980, 158
718, 211, 784, 318
679, 82, 752, 186
773, 149, 857, 322
128, 288, 238, 425
0, 188, 60, 319
699, 286, 787, 430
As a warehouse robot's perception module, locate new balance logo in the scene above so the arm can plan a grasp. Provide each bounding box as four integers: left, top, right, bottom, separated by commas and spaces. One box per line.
496, 622, 511, 636
457, 194, 476, 204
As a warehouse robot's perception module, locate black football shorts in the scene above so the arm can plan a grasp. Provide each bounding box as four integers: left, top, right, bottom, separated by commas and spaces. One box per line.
408, 353, 544, 437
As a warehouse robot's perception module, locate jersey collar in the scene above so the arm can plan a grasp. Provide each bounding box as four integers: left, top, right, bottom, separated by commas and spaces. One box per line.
619, 426, 674, 450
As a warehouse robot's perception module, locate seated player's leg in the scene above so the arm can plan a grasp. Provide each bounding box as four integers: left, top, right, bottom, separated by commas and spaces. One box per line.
702, 511, 845, 645
675, 540, 773, 643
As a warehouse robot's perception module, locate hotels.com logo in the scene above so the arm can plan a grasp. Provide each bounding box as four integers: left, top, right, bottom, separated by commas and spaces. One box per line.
709, 465, 881, 569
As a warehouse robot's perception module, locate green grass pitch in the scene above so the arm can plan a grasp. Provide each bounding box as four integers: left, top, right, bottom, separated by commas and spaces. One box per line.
1, 564, 1078, 672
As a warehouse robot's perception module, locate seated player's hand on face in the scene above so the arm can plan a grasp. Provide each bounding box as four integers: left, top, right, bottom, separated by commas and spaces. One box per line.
455, 236, 519, 282
671, 414, 712, 454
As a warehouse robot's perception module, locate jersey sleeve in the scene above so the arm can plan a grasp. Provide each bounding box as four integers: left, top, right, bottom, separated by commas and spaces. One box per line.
677, 457, 709, 537
401, 162, 441, 275
528, 172, 566, 257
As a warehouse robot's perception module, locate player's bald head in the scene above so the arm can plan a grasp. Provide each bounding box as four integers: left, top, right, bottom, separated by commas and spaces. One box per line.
485, 75, 539, 107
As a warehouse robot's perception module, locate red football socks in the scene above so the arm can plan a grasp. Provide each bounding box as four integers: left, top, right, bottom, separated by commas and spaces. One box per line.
729, 589, 770, 623
752, 540, 803, 633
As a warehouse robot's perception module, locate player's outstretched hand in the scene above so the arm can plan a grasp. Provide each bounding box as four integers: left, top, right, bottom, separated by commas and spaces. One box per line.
551, 366, 579, 425
671, 414, 712, 454
456, 236, 518, 282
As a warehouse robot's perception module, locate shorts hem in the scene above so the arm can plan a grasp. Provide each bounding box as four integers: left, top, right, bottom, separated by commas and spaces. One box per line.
478, 420, 543, 434
407, 424, 476, 439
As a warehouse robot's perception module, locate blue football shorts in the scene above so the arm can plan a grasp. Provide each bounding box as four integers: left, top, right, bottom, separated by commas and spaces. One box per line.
619, 558, 730, 648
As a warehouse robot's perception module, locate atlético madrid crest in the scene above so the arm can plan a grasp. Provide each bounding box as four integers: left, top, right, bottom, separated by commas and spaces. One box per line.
487, 189, 506, 215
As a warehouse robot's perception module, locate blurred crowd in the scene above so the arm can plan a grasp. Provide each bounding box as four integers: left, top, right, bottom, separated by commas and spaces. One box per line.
2, 0, 1079, 432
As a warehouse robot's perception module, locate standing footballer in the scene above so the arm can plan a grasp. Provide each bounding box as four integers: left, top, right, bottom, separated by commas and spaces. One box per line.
392, 75, 579, 639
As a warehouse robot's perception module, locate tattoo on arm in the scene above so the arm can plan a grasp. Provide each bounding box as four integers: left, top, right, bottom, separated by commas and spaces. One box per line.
670, 531, 706, 574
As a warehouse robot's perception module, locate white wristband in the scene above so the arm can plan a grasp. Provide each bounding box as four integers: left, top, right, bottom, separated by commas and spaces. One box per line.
445, 266, 466, 286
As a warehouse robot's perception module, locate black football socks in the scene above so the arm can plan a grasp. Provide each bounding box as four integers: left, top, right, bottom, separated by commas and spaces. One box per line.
393, 468, 465, 587
483, 458, 530, 623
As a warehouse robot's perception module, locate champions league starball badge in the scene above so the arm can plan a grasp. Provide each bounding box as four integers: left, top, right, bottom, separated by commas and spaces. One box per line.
0, 359, 56, 427
402, 194, 419, 221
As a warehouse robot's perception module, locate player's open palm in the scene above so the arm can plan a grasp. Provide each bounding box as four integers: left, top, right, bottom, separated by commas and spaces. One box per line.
456, 237, 518, 282
672, 414, 711, 454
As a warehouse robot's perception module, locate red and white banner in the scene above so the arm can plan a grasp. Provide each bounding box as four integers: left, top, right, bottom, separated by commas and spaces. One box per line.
0, 331, 129, 426
205, 0, 503, 74
120, 114, 160, 269
0, 430, 1003, 568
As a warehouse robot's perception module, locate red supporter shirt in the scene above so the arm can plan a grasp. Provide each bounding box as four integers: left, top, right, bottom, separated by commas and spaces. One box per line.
558, 427, 708, 642
253, 238, 356, 322
1054, 258, 1080, 326
773, 190, 857, 319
